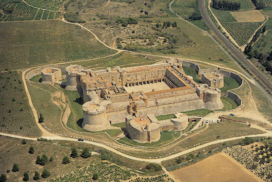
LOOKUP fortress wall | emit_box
[126,122,148,142]
[26,68,43,80]
[229,73,243,85]
[107,99,205,124]
[182,61,200,74]
[149,127,161,142]
[42,73,55,82]
[166,69,186,87]
[226,91,242,106]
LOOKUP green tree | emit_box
[81,148,90,158]
[39,114,44,123]
[12,163,19,172]
[172,22,177,27]
[36,156,41,165]
[41,170,50,178]
[33,171,40,181]
[40,154,48,165]
[49,156,53,162]
[62,156,70,164]
[22,139,26,145]
[71,147,78,158]
[92,173,99,180]
[23,172,29,181]
[29,146,34,154]
[0,174,7,182]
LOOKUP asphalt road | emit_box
[199,0,272,92]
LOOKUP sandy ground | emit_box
[231,10,265,22]
[124,82,170,93]
[170,152,263,182]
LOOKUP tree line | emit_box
[212,0,241,11]
[244,26,272,74]
[251,0,266,9]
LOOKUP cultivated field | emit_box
[25,0,64,11]
[0,0,61,21]
[170,152,262,182]
[231,10,266,22]
[212,9,263,45]
[259,0,272,7]
[0,71,41,137]
[0,20,116,71]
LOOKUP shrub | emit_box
[29,146,34,154]
[33,171,40,181]
[81,148,90,158]
[23,172,29,181]
[146,163,162,171]
[41,170,50,178]
[49,157,53,162]
[39,114,44,123]
[12,163,19,172]
[92,173,99,180]
[70,147,78,158]
[22,139,26,145]
[0,174,7,182]
[62,156,70,164]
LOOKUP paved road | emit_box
[199,0,272,93]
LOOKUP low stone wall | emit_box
[226,91,242,106]
[26,67,43,80]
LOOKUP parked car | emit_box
[78,138,84,142]
[230,113,235,116]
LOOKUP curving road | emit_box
[199,0,272,93]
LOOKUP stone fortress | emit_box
[33,59,245,143]
[62,60,224,136]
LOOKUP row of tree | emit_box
[212,0,241,11]
[116,17,138,27]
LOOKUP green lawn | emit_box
[30,75,42,82]
[112,122,126,128]
[156,114,175,121]
[219,96,238,111]
[220,77,240,94]
[184,109,213,116]
[182,66,201,83]
[118,131,181,147]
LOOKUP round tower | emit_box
[171,113,188,131]
[65,65,83,91]
[41,67,62,84]
[201,73,224,88]
[203,88,224,110]
[81,101,110,131]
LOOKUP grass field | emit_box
[178,121,262,149]
[118,131,181,147]
[170,152,261,182]
[72,52,161,69]
[252,26,272,57]
[212,9,263,46]
[0,20,116,71]
[0,136,98,181]
[220,77,240,94]
[0,71,41,137]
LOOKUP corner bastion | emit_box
[201,73,224,88]
[126,115,161,143]
[196,84,224,110]
[41,67,62,84]
[170,113,189,131]
[65,65,83,91]
[81,101,111,132]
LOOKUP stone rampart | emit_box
[182,61,200,74]
[226,91,242,106]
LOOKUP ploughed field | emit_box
[170,152,262,182]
